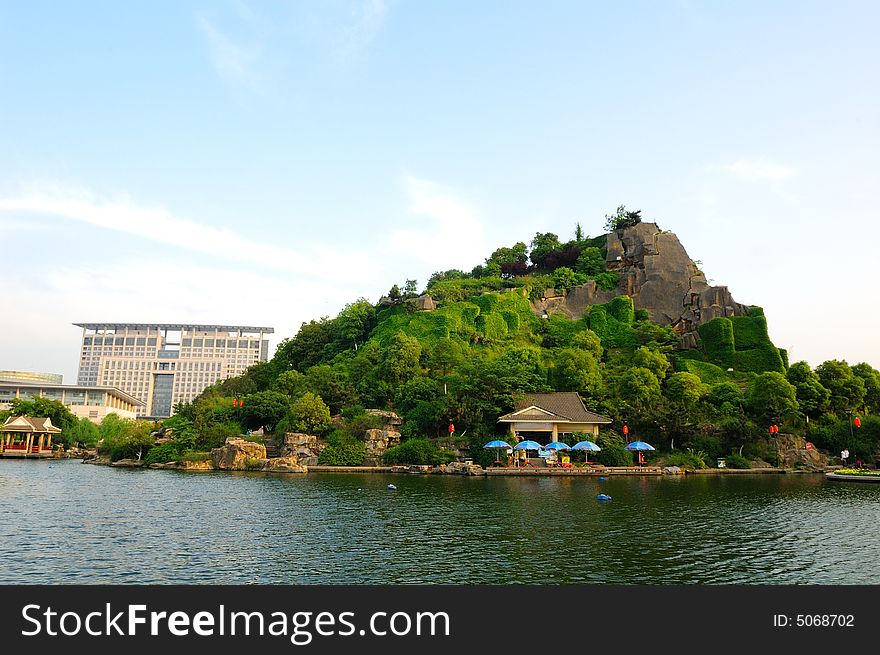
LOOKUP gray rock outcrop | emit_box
[211,438,267,470]
[281,433,324,466]
[775,434,831,471]
[364,429,401,465]
[416,294,436,311]
[364,409,403,427]
[261,456,307,473]
[532,222,747,348]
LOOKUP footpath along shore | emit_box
[286,464,825,477]
[76,454,832,477]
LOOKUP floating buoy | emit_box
[596,494,611,501]
[387,484,397,491]
[598,476,606,481]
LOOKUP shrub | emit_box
[597,444,634,466]
[595,430,634,466]
[741,438,776,463]
[144,441,183,465]
[346,412,385,438]
[682,435,724,461]
[472,294,500,314]
[475,313,509,341]
[729,315,768,350]
[180,451,211,462]
[594,272,619,291]
[318,442,367,466]
[663,449,708,469]
[198,422,242,450]
[734,346,785,374]
[698,318,735,369]
[724,452,750,469]
[608,296,634,324]
[383,439,454,465]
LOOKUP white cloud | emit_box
[2,258,356,381]
[723,159,794,182]
[392,175,487,272]
[0,217,46,234]
[0,182,375,284]
[196,14,262,83]
[337,0,388,59]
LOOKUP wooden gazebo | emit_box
[0,416,61,458]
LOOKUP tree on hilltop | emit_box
[604,205,643,231]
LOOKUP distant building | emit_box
[0,382,144,423]
[0,370,63,385]
[73,323,274,418]
[498,392,612,441]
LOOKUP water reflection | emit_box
[1,460,878,584]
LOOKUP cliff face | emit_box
[532,222,746,348]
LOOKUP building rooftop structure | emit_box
[0,381,145,423]
[0,370,63,385]
[498,392,612,425]
[74,323,274,333]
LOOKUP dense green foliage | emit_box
[131,215,879,469]
[318,442,367,466]
[383,439,455,465]
[96,414,155,461]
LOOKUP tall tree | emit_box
[746,372,799,424]
[380,331,422,387]
[816,360,866,415]
[786,361,829,418]
[851,363,880,414]
[529,232,563,269]
[336,298,376,350]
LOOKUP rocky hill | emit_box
[532,222,746,350]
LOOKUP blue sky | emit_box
[1,0,878,381]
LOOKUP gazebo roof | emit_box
[2,415,62,433]
[498,392,611,424]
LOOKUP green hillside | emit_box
[23,212,874,469]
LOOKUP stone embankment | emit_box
[211,438,307,473]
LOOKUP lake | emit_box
[1,459,878,584]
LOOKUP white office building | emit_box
[74,323,274,418]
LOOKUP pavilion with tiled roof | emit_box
[498,392,611,441]
[1,415,61,458]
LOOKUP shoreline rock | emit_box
[149,460,214,471]
[211,438,267,470]
[111,458,145,468]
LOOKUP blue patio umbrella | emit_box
[483,440,512,449]
[483,440,512,465]
[572,440,601,463]
[543,441,571,450]
[513,439,542,467]
[513,440,543,450]
[624,441,655,451]
[625,440,655,466]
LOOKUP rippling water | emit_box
[1,460,878,584]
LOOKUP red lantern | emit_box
[854,417,861,428]
[623,425,629,436]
